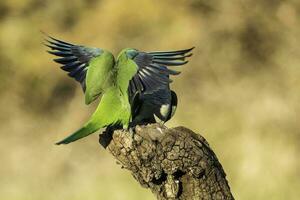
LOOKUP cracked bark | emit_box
[99,124,234,200]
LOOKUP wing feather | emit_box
[45,35,103,92]
[129,47,194,96]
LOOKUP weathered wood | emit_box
[99,124,234,200]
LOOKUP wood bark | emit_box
[99,124,234,200]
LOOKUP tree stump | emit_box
[99,124,234,200]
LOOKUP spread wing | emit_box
[45,35,103,92]
[129,47,194,96]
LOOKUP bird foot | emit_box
[156,127,163,134]
[129,127,135,140]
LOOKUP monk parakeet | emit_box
[130,49,194,125]
[45,36,193,144]
[130,85,178,125]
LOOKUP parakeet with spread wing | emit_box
[129,51,193,126]
[45,35,193,145]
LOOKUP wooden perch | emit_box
[99,124,234,200]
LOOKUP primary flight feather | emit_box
[129,48,194,125]
[45,35,193,144]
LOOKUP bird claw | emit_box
[156,127,163,134]
[129,127,135,139]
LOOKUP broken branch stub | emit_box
[99,124,234,200]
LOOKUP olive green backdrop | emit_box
[0,0,299,199]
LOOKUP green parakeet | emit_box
[46,36,193,145]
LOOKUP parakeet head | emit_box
[125,49,139,59]
[117,48,138,61]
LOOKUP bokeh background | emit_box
[0,0,299,199]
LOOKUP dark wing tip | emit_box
[190,46,195,50]
[185,53,193,58]
[55,141,63,145]
[180,46,195,54]
[148,47,195,57]
[55,139,68,145]
[40,30,50,39]
[182,46,195,54]
[43,32,74,50]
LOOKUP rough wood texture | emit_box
[99,124,234,200]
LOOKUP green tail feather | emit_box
[56,124,99,145]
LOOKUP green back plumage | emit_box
[116,49,138,94]
[85,51,115,104]
[55,52,137,145]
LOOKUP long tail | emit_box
[56,123,101,145]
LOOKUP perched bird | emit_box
[130,84,178,125]
[130,52,193,126]
[45,36,193,144]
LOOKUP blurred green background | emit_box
[0,0,299,199]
